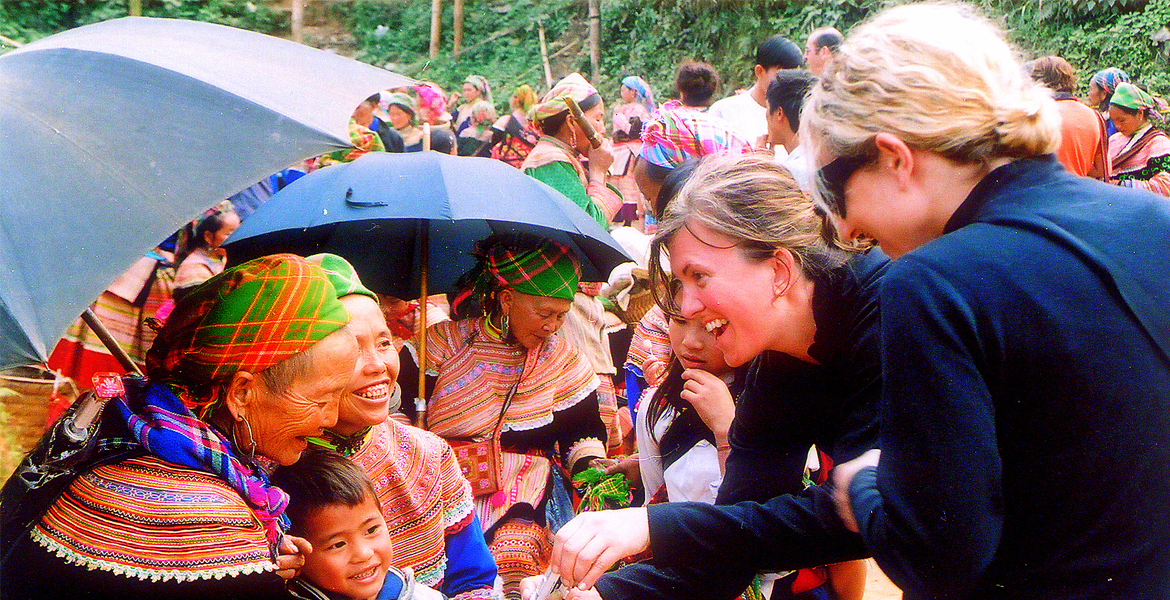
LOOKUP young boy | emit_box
[270,449,448,600]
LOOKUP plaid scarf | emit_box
[572,466,632,512]
[308,253,377,302]
[464,75,494,104]
[146,254,349,420]
[113,377,290,555]
[455,237,581,311]
[640,108,753,168]
[532,72,600,122]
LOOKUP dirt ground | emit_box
[863,559,902,600]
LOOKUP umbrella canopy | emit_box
[0,17,414,371]
[224,151,632,300]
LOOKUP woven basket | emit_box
[0,367,80,456]
[611,268,661,324]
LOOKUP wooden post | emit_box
[415,226,429,428]
[453,0,464,57]
[290,0,304,44]
[129,0,141,16]
[588,0,600,81]
[538,21,553,89]
[429,0,443,58]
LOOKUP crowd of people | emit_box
[2,3,1169,600]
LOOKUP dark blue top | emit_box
[849,155,1170,599]
[594,249,887,600]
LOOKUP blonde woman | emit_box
[524,155,883,600]
[540,4,1170,600]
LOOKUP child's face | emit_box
[667,313,731,375]
[300,494,393,600]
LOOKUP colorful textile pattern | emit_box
[572,467,632,512]
[415,82,451,126]
[488,519,551,600]
[32,454,275,581]
[307,253,377,301]
[624,307,671,383]
[621,76,655,113]
[640,108,753,168]
[1091,67,1130,101]
[384,92,418,118]
[315,120,386,168]
[464,75,493,103]
[348,421,484,591]
[422,317,601,529]
[1111,82,1160,115]
[512,85,537,113]
[145,253,348,419]
[457,236,581,304]
[111,379,290,550]
[531,72,600,123]
[455,98,498,142]
[173,247,226,290]
[1110,125,1170,197]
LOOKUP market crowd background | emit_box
[2,0,1168,107]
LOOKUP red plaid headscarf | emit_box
[453,236,581,312]
[146,254,349,419]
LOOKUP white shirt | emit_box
[707,91,767,144]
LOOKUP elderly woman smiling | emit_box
[1,254,358,600]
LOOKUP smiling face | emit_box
[387,105,413,130]
[336,295,399,436]
[247,331,358,465]
[300,494,393,600]
[667,222,783,368]
[500,289,572,351]
[667,313,731,376]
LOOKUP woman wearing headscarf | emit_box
[410,234,608,600]
[609,76,656,227]
[306,254,500,600]
[521,72,622,230]
[491,84,540,168]
[416,82,453,128]
[173,200,241,297]
[382,92,426,152]
[2,254,359,599]
[453,75,499,156]
[1107,82,1170,196]
[316,94,388,167]
[1087,67,1130,136]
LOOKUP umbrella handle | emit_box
[81,309,144,376]
[415,228,429,429]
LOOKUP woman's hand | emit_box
[679,369,736,442]
[550,508,650,590]
[587,138,616,178]
[275,534,312,580]
[605,453,641,490]
[521,576,604,600]
[587,456,618,471]
[830,448,881,532]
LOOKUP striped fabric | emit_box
[349,420,476,588]
[640,108,753,169]
[624,307,671,381]
[422,317,601,530]
[32,455,274,582]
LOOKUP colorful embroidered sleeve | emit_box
[1125,154,1170,197]
[524,161,610,229]
[423,319,467,377]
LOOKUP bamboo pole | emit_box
[453,0,465,57]
[415,226,429,428]
[129,0,142,16]
[588,0,600,81]
[291,0,304,44]
[538,21,554,89]
[429,0,442,58]
[81,309,143,376]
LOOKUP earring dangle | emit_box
[501,312,510,340]
[240,416,256,462]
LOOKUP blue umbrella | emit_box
[0,17,414,371]
[224,151,632,300]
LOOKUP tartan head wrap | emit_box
[464,75,493,104]
[531,72,600,123]
[1091,68,1130,97]
[1110,82,1158,112]
[383,91,417,117]
[455,236,581,310]
[640,109,753,168]
[307,253,377,302]
[146,253,349,419]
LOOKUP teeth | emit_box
[354,383,389,399]
[704,319,727,333]
[350,566,378,580]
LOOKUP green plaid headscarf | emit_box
[307,253,377,302]
[146,253,349,419]
[1111,82,1157,112]
[383,92,418,126]
[455,236,581,309]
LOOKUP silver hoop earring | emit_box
[240,416,256,462]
